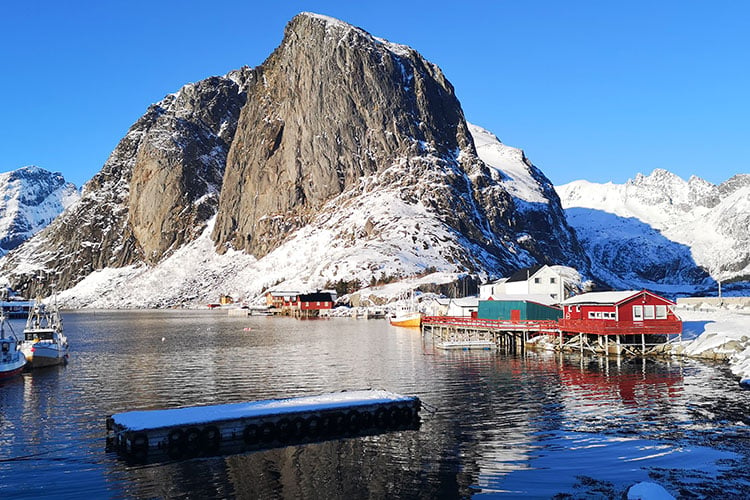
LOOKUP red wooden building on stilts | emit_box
[558,290,682,354]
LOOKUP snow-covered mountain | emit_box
[0,13,590,307]
[0,166,79,255]
[556,169,750,295]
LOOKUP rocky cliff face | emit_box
[0,72,250,296]
[212,13,476,257]
[211,13,587,275]
[0,13,591,305]
[0,166,79,255]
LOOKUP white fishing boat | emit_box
[389,290,422,328]
[21,297,68,368]
[0,308,26,379]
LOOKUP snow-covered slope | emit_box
[556,169,749,294]
[0,166,79,255]
[469,124,549,204]
[55,123,588,309]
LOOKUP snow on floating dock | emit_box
[107,390,421,462]
[111,390,415,430]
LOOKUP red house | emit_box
[558,290,682,335]
[294,292,335,312]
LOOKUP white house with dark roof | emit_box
[480,265,567,302]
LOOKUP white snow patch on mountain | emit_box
[468,123,548,204]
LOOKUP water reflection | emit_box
[2,311,750,498]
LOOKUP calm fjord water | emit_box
[1,310,749,498]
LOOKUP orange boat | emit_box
[389,310,422,328]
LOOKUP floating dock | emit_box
[107,390,420,461]
[436,340,495,350]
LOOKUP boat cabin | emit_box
[25,328,56,342]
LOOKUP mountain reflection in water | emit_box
[1,310,749,499]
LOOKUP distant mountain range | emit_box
[0,166,79,256]
[0,13,746,306]
[556,170,749,295]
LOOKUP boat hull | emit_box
[390,313,422,328]
[21,343,68,368]
[0,353,26,379]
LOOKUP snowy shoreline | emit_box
[672,305,750,384]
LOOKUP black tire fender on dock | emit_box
[276,418,292,442]
[259,421,276,443]
[167,428,184,449]
[319,413,336,435]
[185,427,202,452]
[201,426,221,452]
[306,416,321,437]
[359,410,373,430]
[331,412,346,433]
[346,410,361,433]
[374,407,393,428]
[131,433,149,453]
[291,417,308,439]
[395,406,411,426]
[243,424,260,445]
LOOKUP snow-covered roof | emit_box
[429,298,451,305]
[561,291,640,305]
[484,294,560,307]
[449,297,479,308]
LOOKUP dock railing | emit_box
[422,316,559,333]
[557,318,683,336]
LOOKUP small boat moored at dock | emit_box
[390,290,422,328]
[0,309,26,380]
[107,389,421,462]
[20,297,68,368]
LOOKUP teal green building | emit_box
[478,298,562,321]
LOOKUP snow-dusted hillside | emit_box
[0,166,79,255]
[556,169,749,294]
[55,124,583,308]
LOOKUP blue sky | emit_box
[1,1,748,188]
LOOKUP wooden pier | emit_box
[422,316,558,353]
[421,316,682,356]
[107,390,421,462]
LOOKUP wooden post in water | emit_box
[641,333,646,355]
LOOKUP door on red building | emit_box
[510,310,521,321]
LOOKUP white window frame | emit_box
[656,305,667,319]
[644,305,655,320]
[633,305,643,321]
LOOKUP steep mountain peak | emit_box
[0,13,591,305]
[212,11,477,258]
